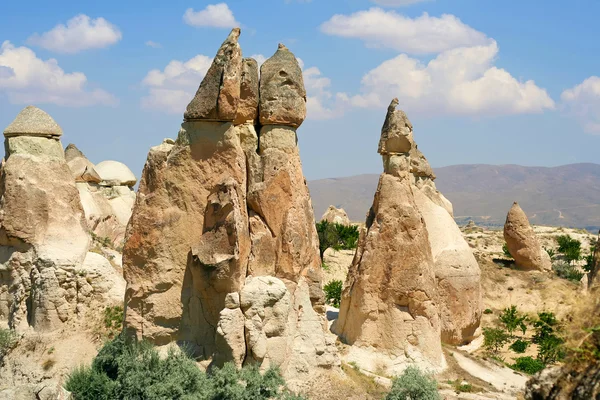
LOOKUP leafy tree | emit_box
[324,280,343,308]
[556,235,582,264]
[334,224,360,250]
[483,328,510,355]
[386,366,440,400]
[532,312,565,364]
[316,221,339,260]
[499,305,527,337]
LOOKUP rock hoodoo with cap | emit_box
[0,106,125,332]
[122,28,337,383]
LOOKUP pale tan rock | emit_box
[504,202,552,271]
[65,144,101,183]
[414,189,481,345]
[95,160,137,187]
[320,205,351,226]
[259,44,306,127]
[3,106,62,138]
[332,172,444,374]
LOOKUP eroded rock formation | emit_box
[504,202,552,271]
[331,99,481,372]
[123,29,337,381]
[0,106,125,332]
[321,205,351,226]
[67,144,137,247]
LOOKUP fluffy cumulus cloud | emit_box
[561,77,600,134]
[141,55,213,114]
[27,14,122,54]
[0,41,117,106]
[371,0,430,6]
[183,3,240,28]
[346,41,554,115]
[320,8,490,54]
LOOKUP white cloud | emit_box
[561,76,600,134]
[145,40,162,48]
[371,0,429,6]
[183,3,240,28]
[250,54,267,67]
[347,41,554,116]
[27,14,121,54]
[141,54,213,113]
[0,41,117,106]
[320,8,490,54]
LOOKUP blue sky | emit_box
[0,0,599,181]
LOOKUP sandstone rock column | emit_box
[0,106,90,331]
[332,100,444,374]
[378,100,482,345]
[123,29,249,357]
[321,206,351,226]
[504,202,552,271]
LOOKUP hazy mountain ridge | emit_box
[308,163,600,231]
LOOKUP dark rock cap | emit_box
[4,106,63,138]
[259,43,306,128]
[184,28,243,122]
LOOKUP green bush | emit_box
[556,235,582,264]
[324,280,343,308]
[66,335,304,400]
[335,224,359,250]
[584,246,596,273]
[483,309,493,315]
[509,339,529,354]
[0,328,18,358]
[553,261,584,283]
[499,305,527,336]
[483,328,510,355]
[532,312,565,364]
[544,247,556,261]
[510,356,545,375]
[386,366,440,400]
[316,221,339,259]
[502,243,512,259]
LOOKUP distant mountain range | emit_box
[308,163,600,231]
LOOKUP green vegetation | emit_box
[509,339,529,354]
[556,235,582,264]
[544,247,556,261]
[482,328,510,355]
[104,306,124,331]
[316,221,360,260]
[532,312,565,364]
[323,280,343,308]
[583,244,597,273]
[499,305,527,337]
[510,356,545,374]
[386,366,440,400]
[483,308,493,315]
[502,243,512,259]
[0,328,18,359]
[66,335,305,400]
[552,261,584,283]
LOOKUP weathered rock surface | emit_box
[123,30,336,382]
[320,205,351,226]
[95,160,137,187]
[0,106,125,333]
[184,28,242,121]
[66,145,136,247]
[234,58,259,125]
[259,44,306,127]
[504,202,552,271]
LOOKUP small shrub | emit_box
[533,312,565,364]
[386,366,440,400]
[103,306,124,338]
[321,262,330,271]
[584,246,596,273]
[483,308,493,315]
[510,339,529,354]
[502,243,512,259]
[483,327,510,355]
[556,235,582,264]
[553,261,584,283]
[455,382,473,393]
[499,305,527,336]
[544,247,556,260]
[324,280,343,308]
[510,356,545,375]
[0,328,18,357]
